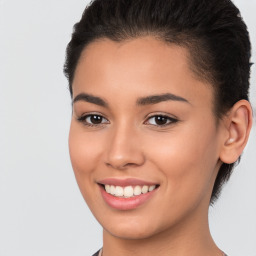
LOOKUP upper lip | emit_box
[97,178,159,187]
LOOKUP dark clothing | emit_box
[92,249,228,255]
[92,250,100,256]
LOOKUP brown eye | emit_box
[146,115,178,126]
[77,114,109,126]
[88,115,103,124]
[154,116,168,125]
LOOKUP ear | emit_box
[219,100,253,164]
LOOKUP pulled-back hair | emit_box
[64,0,252,204]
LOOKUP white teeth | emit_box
[133,185,142,195]
[124,186,133,197]
[115,186,124,197]
[105,184,110,193]
[104,184,157,197]
[149,185,156,192]
[141,185,149,194]
[110,185,115,195]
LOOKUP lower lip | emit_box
[99,185,158,210]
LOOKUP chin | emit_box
[100,215,167,240]
[105,226,157,240]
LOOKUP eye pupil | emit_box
[155,116,168,125]
[91,115,102,124]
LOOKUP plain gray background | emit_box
[0,0,255,255]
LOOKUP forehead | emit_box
[73,36,214,110]
[76,36,190,84]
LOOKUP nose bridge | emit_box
[105,119,145,170]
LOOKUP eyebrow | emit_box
[136,93,190,105]
[72,92,190,107]
[72,93,109,108]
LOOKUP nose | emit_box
[104,124,145,170]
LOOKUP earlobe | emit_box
[220,100,253,164]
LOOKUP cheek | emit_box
[145,121,219,202]
[68,121,103,188]
[68,121,108,212]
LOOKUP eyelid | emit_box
[144,113,178,126]
[76,112,110,126]
[76,111,108,119]
[145,112,178,120]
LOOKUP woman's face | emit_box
[69,36,223,239]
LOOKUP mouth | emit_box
[99,184,160,198]
[97,178,160,210]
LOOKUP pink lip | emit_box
[98,184,159,211]
[98,178,158,187]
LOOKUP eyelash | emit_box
[77,113,109,127]
[145,114,178,127]
[77,113,178,128]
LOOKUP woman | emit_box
[64,0,253,255]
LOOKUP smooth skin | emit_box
[69,36,252,256]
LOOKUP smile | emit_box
[97,178,160,210]
[104,184,158,198]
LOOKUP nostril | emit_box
[105,161,128,170]
[105,161,143,171]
